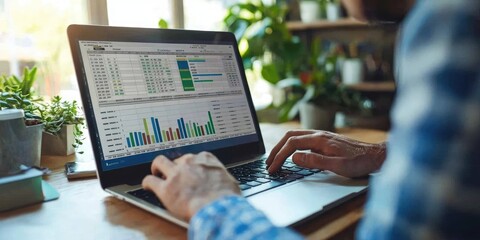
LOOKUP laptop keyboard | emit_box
[127,158,321,207]
[128,188,165,208]
[228,158,321,197]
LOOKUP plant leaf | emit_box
[158,19,169,28]
[260,63,281,84]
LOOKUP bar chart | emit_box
[177,58,195,91]
[189,57,225,86]
[96,96,256,160]
[125,111,216,148]
[176,56,232,92]
[82,41,259,169]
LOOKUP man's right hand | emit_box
[142,152,240,221]
[266,130,386,178]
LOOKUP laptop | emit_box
[67,24,368,228]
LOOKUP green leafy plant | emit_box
[0,92,42,125]
[0,67,43,126]
[224,1,369,122]
[274,38,333,120]
[224,0,305,84]
[39,96,85,149]
[0,66,39,98]
[276,39,369,121]
[1,67,85,152]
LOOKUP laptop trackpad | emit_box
[246,171,368,227]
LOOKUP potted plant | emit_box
[1,67,44,171]
[39,96,84,156]
[224,1,368,127]
[0,78,43,171]
[1,66,85,156]
[275,39,346,130]
[341,42,365,85]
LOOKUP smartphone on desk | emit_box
[65,161,97,180]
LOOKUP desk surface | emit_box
[0,123,387,240]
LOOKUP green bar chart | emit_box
[125,111,216,148]
[176,58,195,91]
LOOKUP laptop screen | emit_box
[78,40,259,171]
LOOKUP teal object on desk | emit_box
[0,168,59,212]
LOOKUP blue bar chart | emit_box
[125,111,216,148]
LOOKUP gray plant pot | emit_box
[299,102,336,131]
[0,110,43,175]
[41,124,75,156]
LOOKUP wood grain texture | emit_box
[0,122,387,240]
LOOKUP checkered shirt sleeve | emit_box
[189,195,303,240]
[358,0,480,239]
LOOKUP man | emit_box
[142,0,480,239]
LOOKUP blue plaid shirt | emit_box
[358,0,480,239]
[189,195,302,240]
[189,1,480,239]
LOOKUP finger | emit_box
[266,130,316,166]
[267,134,329,173]
[151,155,175,177]
[142,175,166,197]
[292,152,343,172]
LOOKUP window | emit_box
[183,0,236,30]
[0,0,269,106]
[107,0,172,28]
[106,0,271,108]
[107,0,236,31]
[0,0,88,98]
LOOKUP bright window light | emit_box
[0,0,88,97]
[107,0,172,28]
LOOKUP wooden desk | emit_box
[0,123,387,240]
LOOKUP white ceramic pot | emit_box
[299,102,336,131]
[326,2,342,21]
[300,1,320,23]
[342,58,364,85]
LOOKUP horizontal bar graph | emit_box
[193,80,214,83]
[125,111,216,148]
[177,58,195,91]
[192,73,222,77]
[188,58,206,62]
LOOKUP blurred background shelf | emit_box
[284,11,399,130]
[287,18,367,31]
[345,81,396,92]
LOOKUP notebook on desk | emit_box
[67,24,368,228]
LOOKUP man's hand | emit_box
[142,152,241,221]
[266,130,386,178]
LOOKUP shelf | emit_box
[287,18,367,31]
[345,81,396,92]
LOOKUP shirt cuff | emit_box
[188,195,303,240]
[189,195,246,234]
